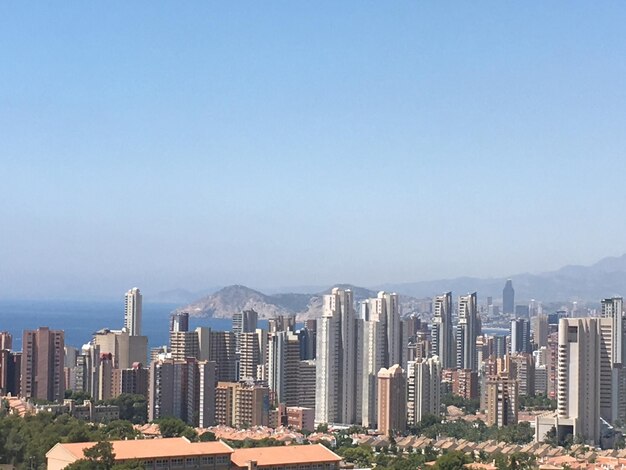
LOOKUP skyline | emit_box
[3,3,626,299]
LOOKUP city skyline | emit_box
[3,3,626,300]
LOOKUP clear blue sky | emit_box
[2,2,626,299]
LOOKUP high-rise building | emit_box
[232,310,258,351]
[215,381,269,428]
[601,297,626,422]
[170,312,190,333]
[170,330,199,362]
[531,314,549,348]
[268,315,296,334]
[112,362,149,398]
[377,364,406,435]
[511,318,531,354]
[0,350,21,396]
[93,329,148,369]
[124,287,142,336]
[298,326,316,360]
[21,327,65,402]
[148,358,216,427]
[239,332,262,381]
[407,356,441,426]
[456,292,480,371]
[0,332,12,351]
[536,318,613,446]
[486,373,518,427]
[97,353,114,401]
[503,280,515,315]
[509,353,535,397]
[452,369,479,400]
[298,360,316,410]
[359,296,389,428]
[315,288,358,425]
[208,331,237,382]
[267,331,300,406]
[432,292,454,369]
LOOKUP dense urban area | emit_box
[0,281,625,469]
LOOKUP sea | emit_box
[0,300,264,350]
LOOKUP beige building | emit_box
[215,381,269,428]
[377,364,406,435]
[486,373,518,427]
[21,327,65,402]
[46,437,232,470]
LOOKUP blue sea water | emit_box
[0,300,243,350]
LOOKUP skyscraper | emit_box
[531,314,549,348]
[432,292,454,369]
[456,292,480,371]
[124,287,142,336]
[407,356,441,426]
[232,309,258,351]
[315,288,358,425]
[503,279,515,315]
[601,297,626,421]
[21,327,65,402]
[267,331,300,406]
[170,312,190,333]
[536,317,619,446]
[511,318,531,354]
[360,297,388,428]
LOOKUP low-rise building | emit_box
[46,437,233,470]
[230,444,341,470]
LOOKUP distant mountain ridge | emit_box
[376,253,626,301]
[172,254,626,319]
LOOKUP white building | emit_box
[124,287,142,336]
[407,356,441,426]
[432,292,454,369]
[315,288,358,425]
[456,292,479,371]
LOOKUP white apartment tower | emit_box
[124,287,142,336]
[432,292,454,369]
[601,297,625,422]
[359,291,401,428]
[315,288,358,425]
[456,292,479,371]
[536,317,613,446]
[407,356,441,426]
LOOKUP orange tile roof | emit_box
[49,437,233,461]
[230,444,341,468]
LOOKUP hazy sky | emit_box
[2,2,626,300]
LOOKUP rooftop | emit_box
[47,437,233,461]
[230,444,341,468]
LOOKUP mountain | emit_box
[173,254,626,319]
[173,284,429,320]
[377,254,626,302]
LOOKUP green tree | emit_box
[199,431,216,442]
[101,394,147,424]
[155,417,194,439]
[67,441,116,470]
[433,450,471,470]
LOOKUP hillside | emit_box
[173,284,428,320]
